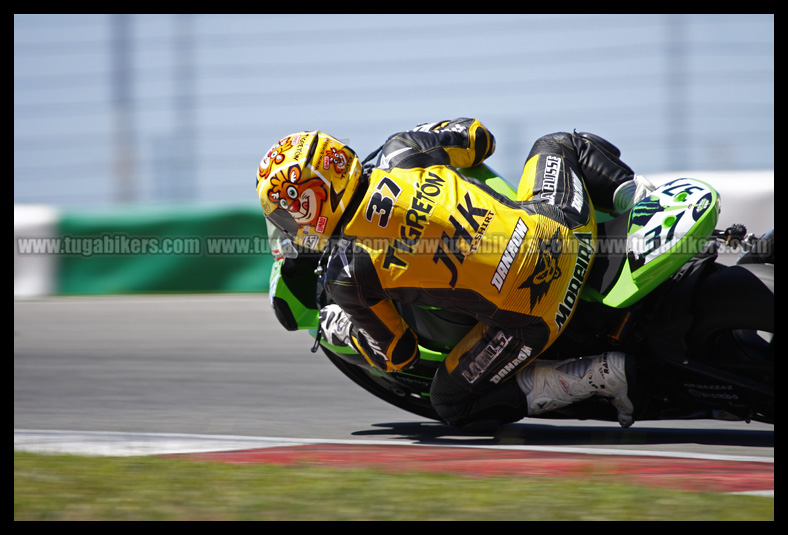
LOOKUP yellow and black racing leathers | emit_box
[324,118,636,425]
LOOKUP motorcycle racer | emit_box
[256,119,652,428]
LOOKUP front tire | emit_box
[321,347,442,421]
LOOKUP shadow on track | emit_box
[351,420,775,450]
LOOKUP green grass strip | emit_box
[15,452,773,521]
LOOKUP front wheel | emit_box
[321,347,442,421]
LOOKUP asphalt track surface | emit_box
[14,295,773,495]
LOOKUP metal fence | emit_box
[14,14,774,208]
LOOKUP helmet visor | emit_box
[266,207,300,239]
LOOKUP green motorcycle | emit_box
[267,165,774,426]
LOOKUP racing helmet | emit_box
[256,131,363,252]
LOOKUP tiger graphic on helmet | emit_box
[258,135,298,185]
[266,163,328,231]
[256,130,364,253]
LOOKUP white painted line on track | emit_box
[14,428,774,464]
[731,490,775,498]
[14,429,774,498]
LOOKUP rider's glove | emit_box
[319,304,353,347]
[612,174,655,215]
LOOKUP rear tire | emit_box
[688,263,773,357]
[686,263,773,422]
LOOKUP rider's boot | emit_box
[516,351,635,427]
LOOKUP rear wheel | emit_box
[688,264,773,358]
[686,263,774,422]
